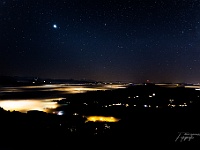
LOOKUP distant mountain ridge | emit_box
[0,76,99,85]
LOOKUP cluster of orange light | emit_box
[85,116,120,122]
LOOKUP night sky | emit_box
[1,0,200,83]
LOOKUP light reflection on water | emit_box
[0,84,128,113]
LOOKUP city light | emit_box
[58,111,64,115]
[0,99,59,113]
[85,116,120,122]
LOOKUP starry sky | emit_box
[1,0,200,83]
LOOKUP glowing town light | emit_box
[85,116,120,123]
[58,111,64,115]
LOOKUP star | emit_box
[53,24,57,29]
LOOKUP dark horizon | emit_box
[1,0,200,83]
[0,75,198,84]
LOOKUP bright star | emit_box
[53,24,57,29]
